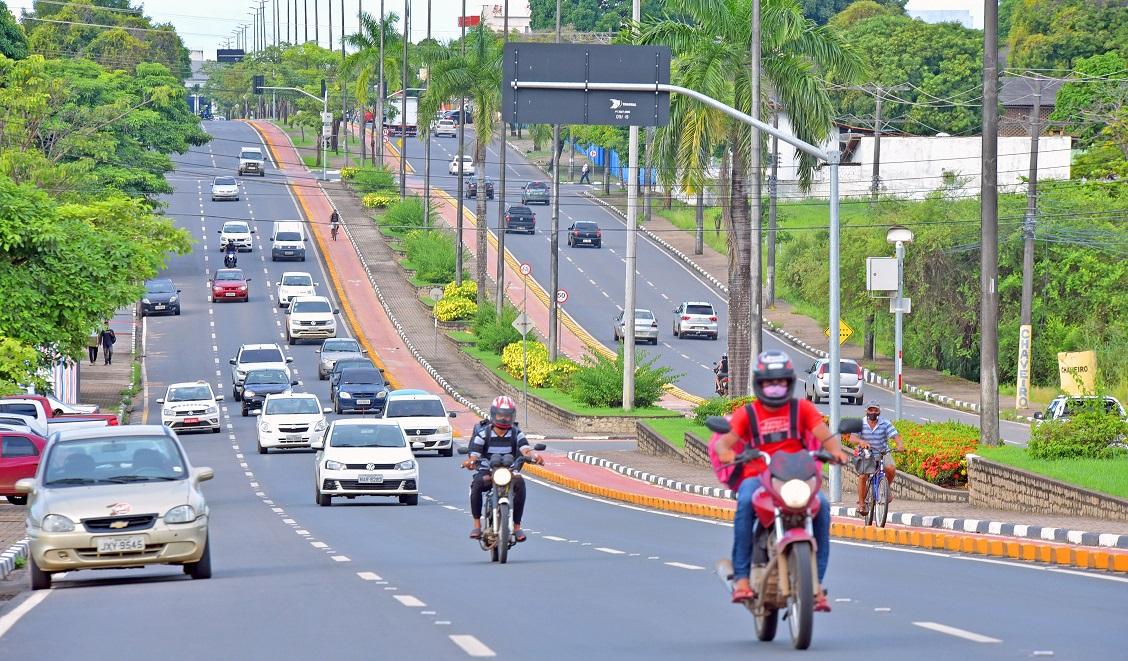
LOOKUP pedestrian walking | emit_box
[579,162,592,184]
[99,321,117,365]
[87,329,100,365]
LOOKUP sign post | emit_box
[555,288,568,349]
[1016,325,1032,409]
[513,263,533,428]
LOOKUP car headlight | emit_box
[162,408,175,417]
[778,479,813,509]
[259,421,271,432]
[205,406,218,415]
[437,425,451,435]
[243,390,256,399]
[493,467,513,487]
[377,391,387,398]
[142,298,151,304]
[313,419,328,432]
[395,459,416,471]
[42,514,76,533]
[325,459,346,471]
[338,391,352,399]
[164,505,197,524]
[169,296,178,302]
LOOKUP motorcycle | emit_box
[706,415,861,650]
[714,369,729,397]
[457,442,546,564]
[223,251,238,268]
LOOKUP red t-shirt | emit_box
[729,399,825,478]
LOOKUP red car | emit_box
[1,431,45,505]
[210,268,251,302]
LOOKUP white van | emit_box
[271,221,306,261]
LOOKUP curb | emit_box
[0,539,29,580]
[525,462,1128,573]
[568,450,734,499]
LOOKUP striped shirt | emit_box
[468,423,529,474]
[858,417,898,454]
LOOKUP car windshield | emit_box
[686,304,714,315]
[245,369,288,385]
[276,231,301,241]
[214,177,237,186]
[43,436,187,486]
[241,149,262,158]
[341,369,384,385]
[334,360,374,373]
[146,281,175,293]
[323,339,361,353]
[634,309,654,320]
[240,348,284,364]
[265,397,321,415]
[1062,399,1122,417]
[223,223,249,233]
[330,425,405,448]
[167,385,212,402]
[527,182,547,190]
[215,269,245,281]
[282,274,312,286]
[575,222,598,231]
[385,399,446,418]
[509,206,532,215]
[292,299,332,313]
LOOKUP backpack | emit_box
[707,399,801,491]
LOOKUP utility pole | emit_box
[340,0,348,166]
[871,91,883,200]
[377,0,385,168]
[1017,77,1042,411]
[766,101,779,307]
[454,0,466,286]
[622,0,641,409]
[547,0,562,358]
[495,0,512,316]
[980,0,1001,446]
[360,1,367,166]
[423,0,432,228]
[329,0,334,50]
[399,0,409,198]
[304,0,308,42]
[749,0,763,381]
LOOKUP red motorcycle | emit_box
[707,415,860,650]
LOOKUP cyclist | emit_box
[715,350,850,611]
[853,401,904,516]
[329,208,340,240]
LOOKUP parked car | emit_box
[141,278,181,317]
[1,431,46,505]
[380,389,457,457]
[614,309,659,345]
[803,358,864,405]
[332,367,391,414]
[275,271,318,308]
[285,295,339,344]
[671,301,719,340]
[467,176,494,199]
[433,118,458,137]
[0,396,119,438]
[158,381,223,433]
[239,368,298,417]
[444,109,472,125]
[16,425,215,590]
[312,419,420,506]
[209,268,251,303]
[218,220,254,252]
[210,176,239,201]
[521,180,550,205]
[229,343,293,401]
[255,393,330,454]
[448,155,475,176]
[503,205,536,234]
[328,357,378,396]
[1034,396,1128,423]
[567,221,602,248]
[317,338,368,380]
[37,394,99,416]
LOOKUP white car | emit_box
[380,389,457,457]
[254,393,330,454]
[434,119,457,137]
[285,295,339,344]
[448,155,474,176]
[276,271,318,307]
[229,343,294,401]
[157,381,223,433]
[211,176,240,201]
[313,419,421,506]
[218,220,254,251]
[40,393,99,415]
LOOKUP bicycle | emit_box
[855,448,902,528]
[330,223,339,241]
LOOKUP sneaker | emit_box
[814,589,831,613]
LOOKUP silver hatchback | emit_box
[672,301,719,340]
[317,337,368,380]
[804,358,864,405]
[614,308,659,345]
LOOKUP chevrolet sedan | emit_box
[210,176,240,201]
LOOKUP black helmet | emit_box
[752,350,796,407]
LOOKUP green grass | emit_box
[977,445,1128,500]
[420,294,436,307]
[460,343,681,419]
[643,416,708,449]
[302,154,320,168]
[654,206,729,255]
[446,330,477,344]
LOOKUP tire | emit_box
[334,401,342,414]
[6,495,27,506]
[786,542,815,650]
[233,387,241,402]
[651,338,659,346]
[212,425,221,434]
[29,556,51,590]
[755,606,779,642]
[672,327,679,338]
[318,371,327,381]
[257,440,267,455]
[316,488,332,506]
[875,473,891,528]
[241,406,248,417]
[174,308,181,316]
[287,333,295,346]
[140,309,147,318]
[440,447,453,457]
[399,494,419,506]
[186,537,212,580]
[496,503,510,564]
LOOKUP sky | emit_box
[8,0,506,59]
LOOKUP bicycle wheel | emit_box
[864,475,877,526]
[875,473,891,528]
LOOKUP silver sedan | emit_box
[317,337,368,380]
[614,309,659,345]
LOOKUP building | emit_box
[478,2,531,34]
[905,0,981,29]
[999,75,1064,137]
[184,50,210,115]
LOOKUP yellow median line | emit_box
[382,135,416,175]
[524,462,1128,574]
[250,121,402,391]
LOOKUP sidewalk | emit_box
[79,307,137,415]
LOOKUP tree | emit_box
[345,10,405,165]
[0,1,27,60]
[828,0,902,29]
[529,0,663,32]
[419,22,503,304]
[1051,52,1128,144]
[0,336,40,395]
[1006,0,1128,72]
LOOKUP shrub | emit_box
[693,396,756,425]
[340,166,359,180]
[381,196,426,235]
[434,296,477,321]
[549,358,579,391]
[362,192,398,208]
[473,304,523,355]
[888,420,979,488]
[403,230,455,283]
[571,349,682,409]
[1028,412,1128,460]
[501,341,552,387]
[444,280,477,302]
[350,166,396,194]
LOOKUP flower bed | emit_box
[892,420,979,488]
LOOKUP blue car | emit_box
[332,367,391,414]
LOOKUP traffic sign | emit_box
[824,319,854,346]
[519,262,532,276]
[320,111,333,124]
[588,149,597,159]
[556,288,569,305]
[511,312,535,337]
[383,127,391,136]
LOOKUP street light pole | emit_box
[886,226,913,421]
[261,84,329,181]
[398,0,408,198]
[622,0,641,409]
[547,0,561,360]
[423,0,432,228]
[454,0,466,286]
[495,0,511,316]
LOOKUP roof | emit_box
[387,389,439,399]
[999,76,1063,108]
[52,424,172,442]
[240,343,283,350]
[168,381,211,389]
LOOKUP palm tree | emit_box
[418,21,502,304]
[345,10,403,166]
[636,0,862,395]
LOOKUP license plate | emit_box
[283,251,294,255]
[582,239,591,243]
[96,535,145,553]
[225,292,236,297]
[358,474,384,484]
[357,399,371,405]
[285,433,302,442]
[184,417,199,424]
[154,304,165,310]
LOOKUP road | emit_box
[0,120,1119,658]
[394,132,1032,443]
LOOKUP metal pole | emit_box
[304,0,309,42]
[894,239,904,420]
[622,0,640,410]
[329,0,333,50]
[568,127,574,181]
[454,0,466,285]
[399,0,408,198]
[1017,79,1040,411]
[749,0,763,372]
[980,0,1001,446]
[871,89,883,200]
[766,103,778,307]
[828,154,842,502]
[495,0,511,316]
[377,0,385,168]
[548,0,561,359]
[423,0,432,228]
[341,0,348,166]
[323,92,329,181]
[315,0,319,45]
[523,274,529,429]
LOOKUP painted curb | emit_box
[0,539,29,580]
[568,450,735,500]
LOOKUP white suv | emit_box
[380,389,457,457]
[448,155,474,176]
[229,343,293,401]
[434,119,457,137]
[158,381,223,433]
[275,271,318,308]
[255,393,330,454]
[285,296,339,344]
[672,301,719,340]
[218,221,255,251]
[313,419,421,506]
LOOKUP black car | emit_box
[240,368,298,416]
[329,357,378,400]
[521,181,550,205]
[444,109,473,125]
[141,278,181,317]
[567,221,602,248]
[467,176,494,200]
[332,367,391,414]
[504,205,536,234]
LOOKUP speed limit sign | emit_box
[556,288,569,305]
[383,127,391,136]
[519,262,532,276]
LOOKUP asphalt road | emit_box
[0,121,1119,659]
[400,131,1032,444]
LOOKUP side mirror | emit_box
[1033,411,1044,420]
[250,229,256,233]
[276,282,281,286]
[315,348,322,353]
[412,442,425,450]
[291,380,299,386]
[216,230,221,234]
[14,478,35,494]
[176,289,182,293]
[334,309,340,315]
[705,416,731,434]
[457,446,469,455]
[229,358,237,365]
[533,443,547,451]
[285,357,294,363]
[362,349,369,354]
[194,467,215,482]
[215,394,224,401]
[448,411,457,418]
[284,308,291,314]
[378,368,385,372]
[315,283,321,287]
[323,407,333,414]
[156,398,165,404]
[246,278,252,282]
[838,418,864,435]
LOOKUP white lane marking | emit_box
[595,547,626,555]
[912,622,1001,644]
[442,505,460,510]
[331,555,351,562]
[435,620,452,625]
[874,607,892,613]
[311,541,328,549]
[357,572,383,581]
[449,634,497,657]
[0,591,51,640]
[543,535,567,541]
[664,562,705,570]
[282,518,296,524]
[394,595,427,607]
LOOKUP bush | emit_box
[404,230,455,283]
[550,358,579,391]
[693,396,757,425]
[502,340,551,387]
[473,304,523,355]
[381,196,426,235]
[434,296,477,321]
[1028,412,1128,460]
[350,166,396,194]
[444,280,477,302]
[362,192,398,208]
[889,420,979,488]
[340,166,359,180]
[571,349,682,409]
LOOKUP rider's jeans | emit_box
[732,478,831,584]
[470,473,527,524]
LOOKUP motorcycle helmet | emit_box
[489,395,517,430]
[752,350,796,407]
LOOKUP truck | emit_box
[384,89,422,137]
[238,146,265,176]
[0,395,119,437]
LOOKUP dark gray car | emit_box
[521,181,550,205]
[317,338,368,380]
[141,279,181,317]
[328,357,378,399]
[504,205,536,234]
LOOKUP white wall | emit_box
[905,0,982,29]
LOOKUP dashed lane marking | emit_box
[664,562,704,570]
[912,622,1001,644]
[394,595,427,607]
[357,572,383,581]
[449,635,496,658]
